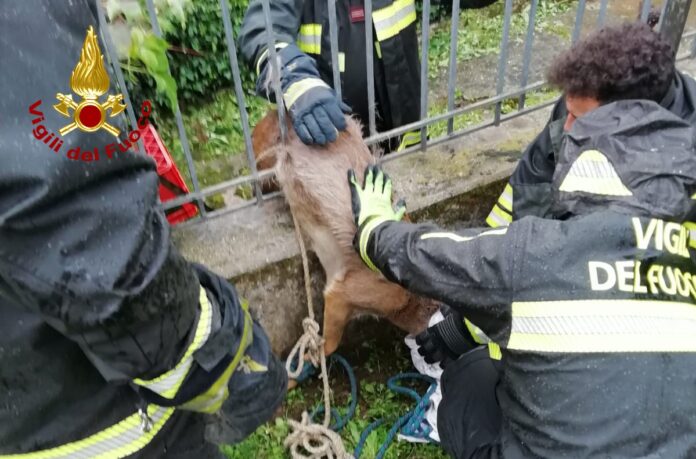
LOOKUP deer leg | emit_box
[322,280,354,356]
[337,267,434,335]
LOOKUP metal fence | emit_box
[97,0,695,227]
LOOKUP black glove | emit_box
[415,309,478,367]
[256,44,350,145]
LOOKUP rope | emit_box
[284,210,352,459]
[353,373,437,459]
[310,354,358,432]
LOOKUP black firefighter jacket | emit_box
[0,2,285,457]
[486,70,696,227]
[238,0,496,147]
[364,100,696,458]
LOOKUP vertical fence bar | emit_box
[597,0,609,27]
[419,0,431,149]
[145,0,206,217]
[328,0,342,101]
[571,0,587,44]
[494,0,513,124]
[518,0,538,110]
[446,0,461,135]
[660,0,693,55]
[364,0,377,139]
[219,0,262,204]
[640,0,652,22]
[95,1,141,153]
[260,0,288,142]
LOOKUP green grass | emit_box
[221,330,449,459]
[424,86,561,140]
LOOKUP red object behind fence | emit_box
[139,123,198,225]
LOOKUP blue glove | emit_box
[256,44,350,145]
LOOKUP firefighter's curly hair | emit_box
[547,22,674,103]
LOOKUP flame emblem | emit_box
[53,26,126,137]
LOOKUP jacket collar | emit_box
[550,100,696,221]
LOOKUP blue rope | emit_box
[353,373,437,459]
[291,354,438,459]
[310,354,358,432]
[286,354,318,384]
[289,353,358,432]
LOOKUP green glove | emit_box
[348,165,406,271]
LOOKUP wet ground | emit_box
[429,0,696,108]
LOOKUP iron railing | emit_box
[98,0,695,227]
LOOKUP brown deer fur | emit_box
[252,111,438,355]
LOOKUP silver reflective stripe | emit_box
[559,150,632,196]
[498,184,513,212]
[373,0,416,42]
[298,24,321,54]
[464,318,491,344]
[420,227,507,242]
[133,287,213,399]
[1,405,175,459]
[508,299,696,353]
[485,205,512,228]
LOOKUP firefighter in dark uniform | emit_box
[238,0,496,151]
[0,2,286,457]
[348,98,696,458]
[485,20,696,228]
[414,21,696,370]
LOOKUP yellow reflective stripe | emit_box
[497,183,513,213]
[1,405,175,459]
[508,299,696,353]
[464,309,502,361]
[487,342,502,360]
[283,78,330,109]
[359,217,390,273]
[134,287,213,399]
[255,42,289,75]
[180,306,254,414]
[420,227,507,243]
[485,204,512,228]
[464,318,489,344]
[486,214,503,228]
[338,52,346,72]
[397,130,421,151]
[373,0,417,42]
[375,41,382,59]
[684,221,696,249]
[559,149,632,196]
[298,24,322,55]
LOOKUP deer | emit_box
[251,111,439,359]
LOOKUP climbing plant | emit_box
[107,0,256,113]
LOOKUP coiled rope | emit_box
[284,211,352,459]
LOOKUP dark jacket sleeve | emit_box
[486,97,567,226]
[0,1,246,406]
[238,0,304,71]
[365,221,515,342]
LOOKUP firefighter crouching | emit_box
[414,19,696,380]
[347,99,696,457]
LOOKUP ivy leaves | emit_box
[106,0,189,111]
[130,29,179,110]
